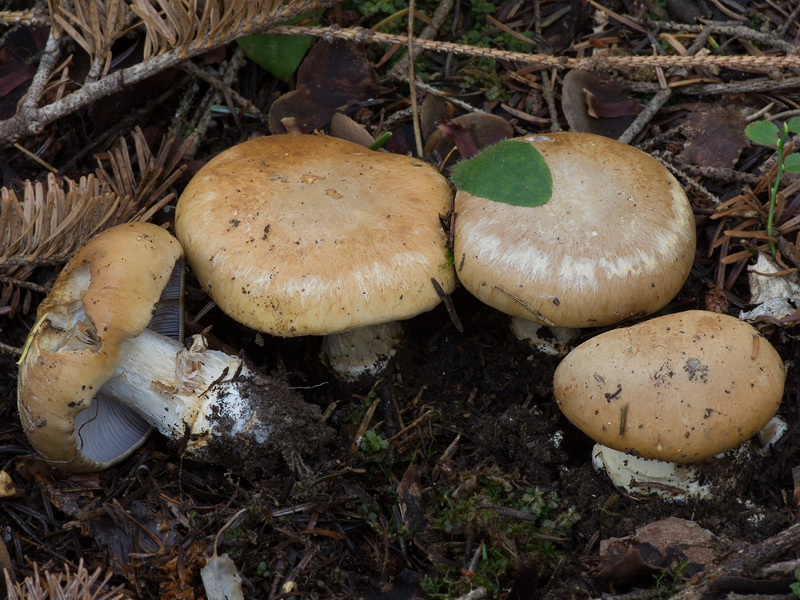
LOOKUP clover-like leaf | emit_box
[787,117,800,134]
[236,10,321,80]
[744,120,780,147]
[784,153,800,173]
[450,139,553,207]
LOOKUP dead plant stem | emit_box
[384,0,455,82]
[180,60,267,125]
[407,0,423,157]
[0,2,333,148]
[270,25,800,71]
[618,88,671,145]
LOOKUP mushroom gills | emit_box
[74,395,151,464]
[146,259,185,342]
[72,260,187,465]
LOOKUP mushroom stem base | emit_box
[592,443,755,501]
[510,318,579,356]
[320,321,404,380]
[98,328,330,469]
[97,328,291,462]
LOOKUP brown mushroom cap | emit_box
[175,134,455,336]
[17,222,183,472]
[453,132,696,328]
[553,310,785,462]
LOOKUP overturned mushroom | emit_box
[17,222,325,472]
[561,70,641,139]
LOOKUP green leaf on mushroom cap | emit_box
[450,140,553,207]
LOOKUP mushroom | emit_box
[174,134,455,379]
[453,132,696,352]
[17,222,323,472]
[553,310,786,499]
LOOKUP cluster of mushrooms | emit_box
[17,132,786,497]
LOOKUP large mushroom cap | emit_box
[553,310,785,462]
[454,132,696,328]
[175,134,455,337]
[17,222,183,472]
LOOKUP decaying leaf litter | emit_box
[1,0,800,597]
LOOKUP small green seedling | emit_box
[652,559,691,599]
[450,139,553,207]
[791,566,800,597]
[744,117,800,254]
[360,429,389,452]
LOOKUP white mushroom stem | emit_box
[93,329,269,454]
[320,321,404,380]
[592,443,755,502]
[510,317,580,356]
[592,444,713,501]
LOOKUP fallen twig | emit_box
[270,25,800,71]
[0,0,334,148]
[667,523,800,599]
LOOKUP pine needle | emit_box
[5,559,129,600]
[0,127,190,288]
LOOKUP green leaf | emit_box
[745,120,780,147]
[451,140,553,207]
[786,117,800,134]
[784,153,800,173]
[236,11,321,80]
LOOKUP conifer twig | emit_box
[0,0,334,148]
[270,25,800,72]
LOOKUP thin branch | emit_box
[18,27,61,136]
[269,25,800,71]
[384,0,455,81]
[179,60,267,124]
[617,88,671,145]
[626,76,800,95]
[407,0,423,157]
[0,0,335,148]
[0,9,50,27]
[627,18,800,55]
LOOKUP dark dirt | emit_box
[1,259,799,600]
[196,368,335,475]
[1,199,799,598]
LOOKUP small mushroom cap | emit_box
[454,132,696,328]
[553,310,785,462]
[17,222,183,472]
[175,134,455,336]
